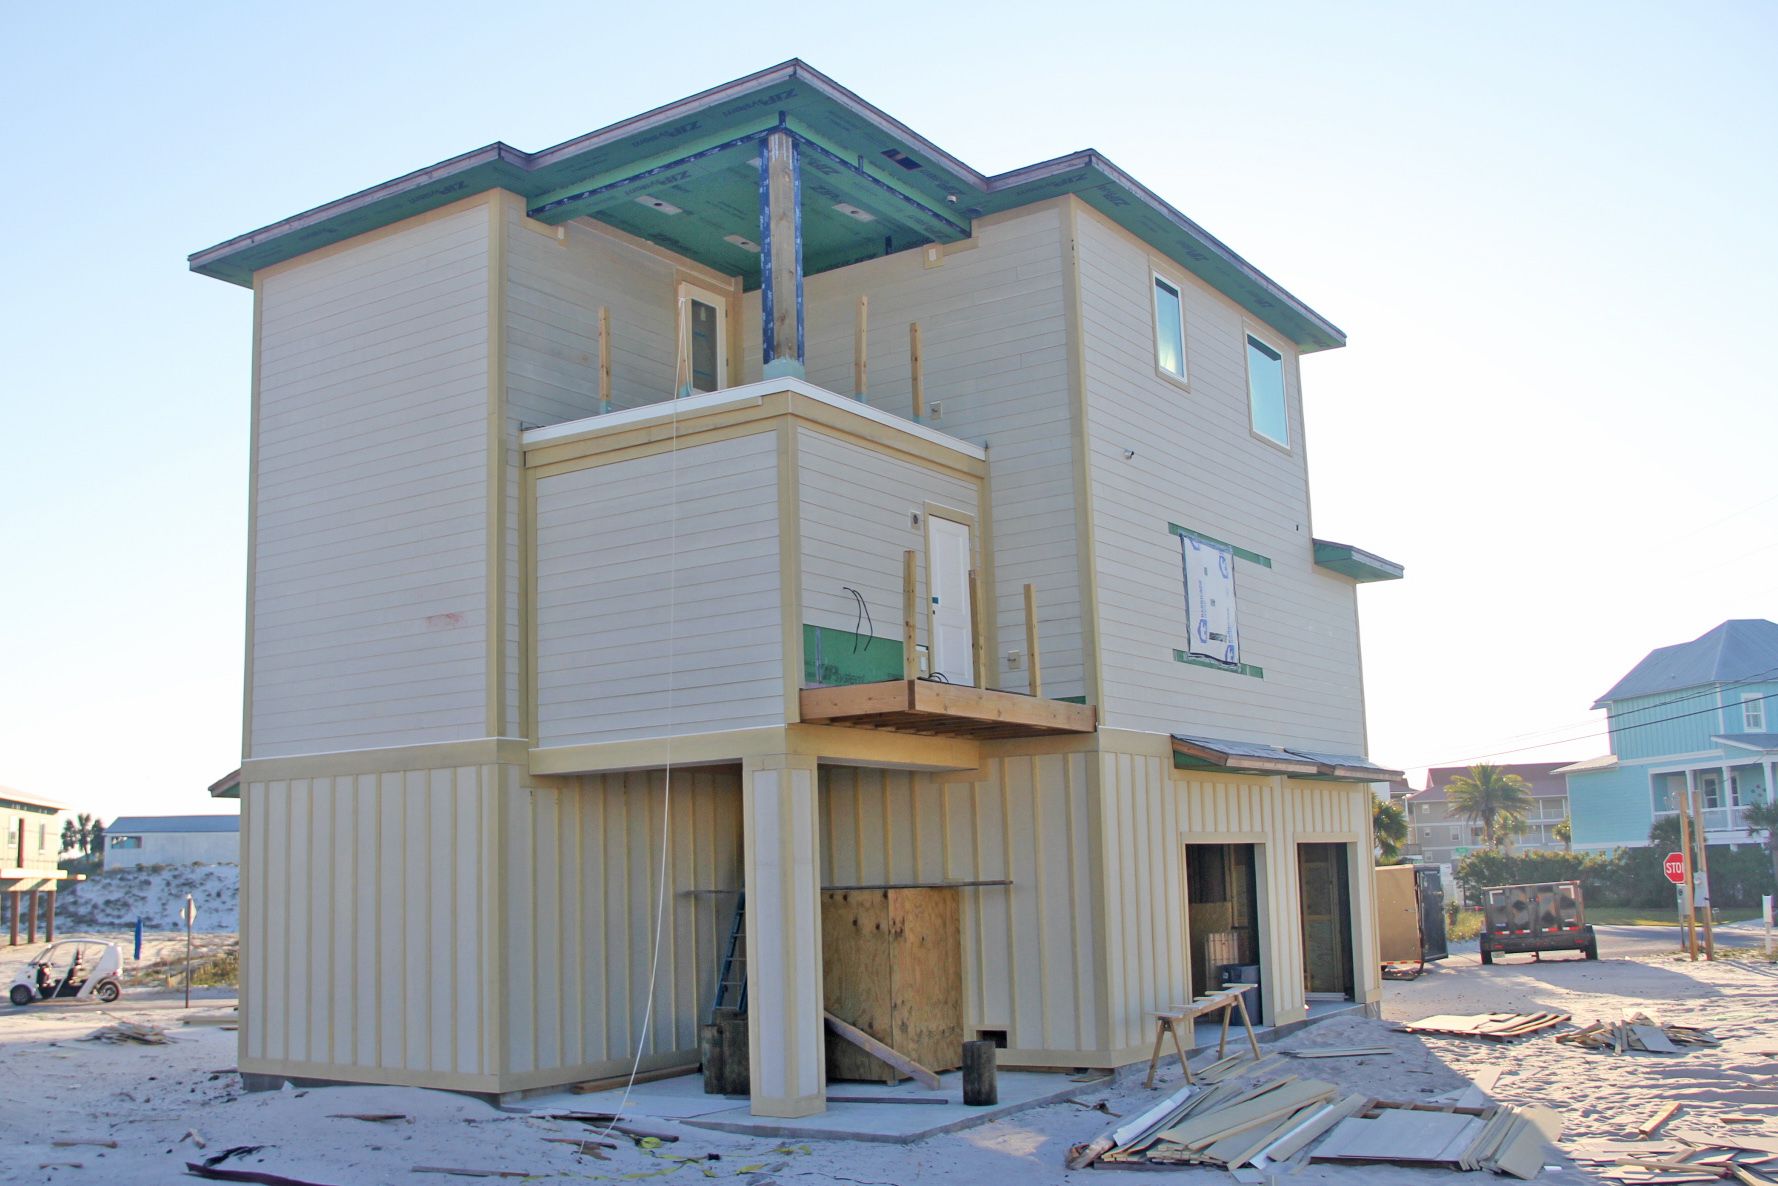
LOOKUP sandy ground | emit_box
[0,928,1773,1185]
[51,862,240,931]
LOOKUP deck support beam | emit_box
[759,130,805,380]
[741,752,826,1117]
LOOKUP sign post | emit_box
[1764,894,1774,958]
[1664,852,1688,952]
[180,894,197,1010]
[1676,790,1698,960]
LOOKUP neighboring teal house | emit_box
[1561,619,1778,850]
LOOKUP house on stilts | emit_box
[192,61,1403,1114]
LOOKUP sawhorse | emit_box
[1143,986,1262,1089]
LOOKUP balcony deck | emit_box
[799,679,1096,740]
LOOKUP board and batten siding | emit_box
[532,431,784,747]
[239,766,498,1090]
[499,766,742,1086]
[797,426,979,660]
[765,205,1084,699]
[821,752,1105,1062]
[1074,208,1367,751]
[1095,746,1381,1051]
[251,203,491,758]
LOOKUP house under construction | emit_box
[192,61,1403,1115]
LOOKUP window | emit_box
[1180,536,1238,666]
[676,282,728,395]
[1744,693,1767,733]
[1449,827,1461,843]
[37,823,47,851]
[1153,275,1187,382]
[1245,334,1289,447]
[110,835,142,850]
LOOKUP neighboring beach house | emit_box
[190,61,1402,1112]
[1402,762,1573,865]
[105,815,240,869]
[2,786,71,945]
[1562,619,1778,851]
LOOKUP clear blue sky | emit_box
[3,3,1773,821]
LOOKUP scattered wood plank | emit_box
[1639,1102,1683,1138]
[328,1114,407,1123]
[52,1139,118,1148]
[1396,1011,1569,1040]
[185,1165,341,1186]
[410,1169,530,1179]
[822,1010,941,1090]
[1283,1046,1395,1059]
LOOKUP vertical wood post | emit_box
[1678,780,1698,960]
[854,295,868,401]
[902,549,918,680]
[1023,583,1042,698]
[1691,777,1716,959]
[760,130,805,379]
[6,891,16,946]
[968,569,985,689]
[598,305,612,414]
[44,890,53,943]
[26,889,38,944]
[962,1039,998,1106]
[909,322,925,421]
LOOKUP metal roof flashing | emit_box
[188,60,1344,352]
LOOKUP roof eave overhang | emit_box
[1312,539,1404,583]
[186,61,1345,353]
[1170,736,1400,782]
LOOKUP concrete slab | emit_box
[524,1068,1103,1144]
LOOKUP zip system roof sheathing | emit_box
[188,60,1345,353]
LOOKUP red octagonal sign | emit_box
[1663,852,1686,884]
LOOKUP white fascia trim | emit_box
[518,377,988,461]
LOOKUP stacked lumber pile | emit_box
[1557,1013,1720,1054]
[1569,1131,1778,1183]
[1395,1012,1569,1040]
[1068,1076,1561,1177]
[1312,1100,1561,1179]
[82,1020,169,1045]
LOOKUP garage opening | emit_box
[1185,843,1262,1022]
[1297,842,1354,999]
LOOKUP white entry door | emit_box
[928,516,975,685]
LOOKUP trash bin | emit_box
[1217,963,1262,1024]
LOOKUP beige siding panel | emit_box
[797,426,978,670]
[1074,209,1368,751]
[238,766,499,1090]
[533,431,784,746]
[1092,745,1378,1040]
[791,207,1084,699]
[251,205,491,757]
[498,766,743,1085]
[820,753,1100,1061]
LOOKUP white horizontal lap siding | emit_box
[820,754,1101,1060]
[800,207,1083,699]
[252,206,491,757]
[1075,212,1365,751]
[533,432,783,746]
[797,427,977,666]
[500,767,741,1083]
[240,767,491,1087]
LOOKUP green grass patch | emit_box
[1583,906,1761,927]
[1447,909,1483,942]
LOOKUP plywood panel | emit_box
[821,888,962,1082]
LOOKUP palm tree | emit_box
[1553,818,1573,854]
[1373,798,1409,864]
[1445,764,1535,852]
[1745,798,1778,891]
[76,812,95,854]
[61,818,79,855]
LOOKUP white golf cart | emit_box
[9,940,124,1006]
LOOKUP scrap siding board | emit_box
[532,432,783,746]
[1074,209,1367,748]
[792,205,1085,699]
[797,427,978,661]
[251,202,491,758]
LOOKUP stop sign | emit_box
[1663,852,1686,884]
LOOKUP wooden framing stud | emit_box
[1023,582,1042,698]
[597,305,612,414]
[902,549,918,680]
[968,569,985,689]
[909,321,925,421]
[854,294,868,401]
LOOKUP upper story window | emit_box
[677,281,729,395]
[1744,693,1767,732]
[1246,334,1289,447]
[1153,275,1187,383]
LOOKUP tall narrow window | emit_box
[1153,275,1187,382]
[1246,334,1289,447]
[676,282,729,395]
[1743,692,1767,732]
